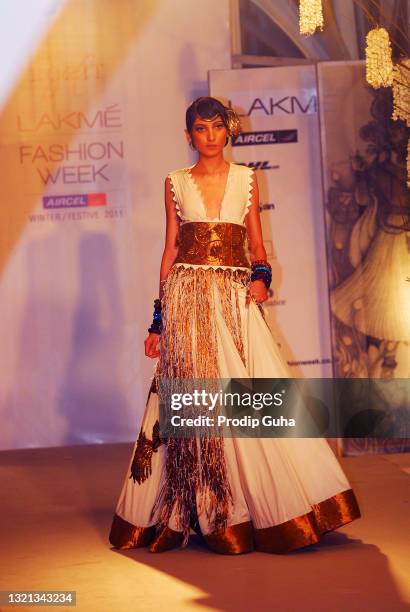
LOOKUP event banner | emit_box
[210,66,333,379]
[0,0,231,450]
[317,61,410,456]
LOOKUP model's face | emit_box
[186,114,228,156]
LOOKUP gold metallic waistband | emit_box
[174,221,250,268]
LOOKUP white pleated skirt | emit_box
[109,263,360,554]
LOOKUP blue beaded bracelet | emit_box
[148,298,162,334]
[250,259,272,289]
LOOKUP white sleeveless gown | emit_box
[109,162,361,554]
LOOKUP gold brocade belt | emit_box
[174,221,250,268]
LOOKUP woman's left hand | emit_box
[245,279,269,308]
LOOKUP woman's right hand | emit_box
[144,332,160,358]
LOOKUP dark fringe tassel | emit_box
[129,421,163,485]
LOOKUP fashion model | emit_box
[109,97,361,554]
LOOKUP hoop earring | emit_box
[189,141,196,150]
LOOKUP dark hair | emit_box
[186,96,230,139]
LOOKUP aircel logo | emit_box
[43,193,107,209]
[232,130,297,146]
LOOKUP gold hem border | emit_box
[109,488,361,554]
[252,488,361,554]
[148,526,185,553]
[109,514,156,549]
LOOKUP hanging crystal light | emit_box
[299,0,324,36]
[365,27,394,88]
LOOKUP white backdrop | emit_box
[210,65,333,378]
[0,0,231,450]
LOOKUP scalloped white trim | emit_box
[167,172,184,220]
[244,167,256,219]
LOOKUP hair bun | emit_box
[225,107,242,137]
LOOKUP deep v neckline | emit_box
[186,162,232,221]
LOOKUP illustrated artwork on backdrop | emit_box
[325,87,410,455]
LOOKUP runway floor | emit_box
[0,443,409,612]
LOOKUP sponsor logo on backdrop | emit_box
[267,295,286,306]
[234,95,317,117]
[19,104,125,223]
[19,106,123,187]
[19,105,123,186]
[43,193,107,209]
[260,203,275,211]
[18,104,120,132]
[232,130,297,147]
[22,56,104,98]
[239,161,279,171]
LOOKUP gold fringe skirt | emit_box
[152,264,251,545]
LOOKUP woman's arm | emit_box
[244,171,269,306]
[144,177,180,358]
[245,171,267,262]
[159,176,180,299]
